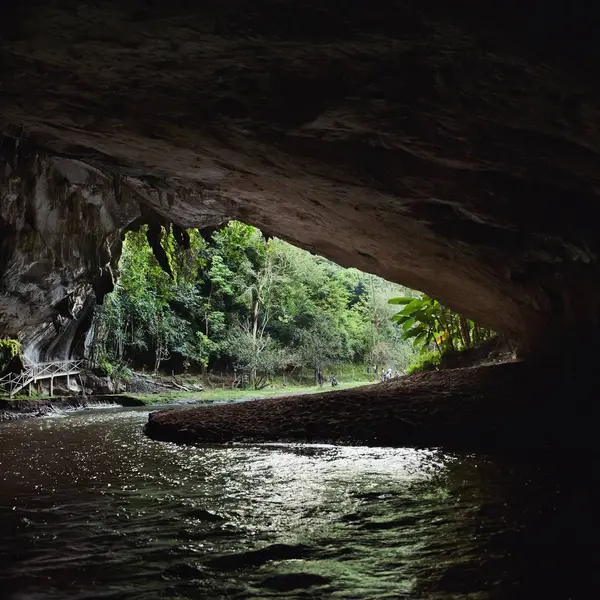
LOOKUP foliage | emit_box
[96,360,113,377]
[0,339,22,374]
[405,350,442,375]
[389,294,494,355]
[93,222,417,385]
[92,359,132,382]
[225,323,294,389]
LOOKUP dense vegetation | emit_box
[389,294,494,352]
[92,222,417,387]
[0,338,22,375]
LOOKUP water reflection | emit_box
[0,409,598,599]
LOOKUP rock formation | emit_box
[1,1,600,359]
[0,137,225,359]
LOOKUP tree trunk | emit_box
[154,344,161,374]
[252,298,260,344]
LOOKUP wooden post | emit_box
[67,374,70,389]
[28,381,32,397]
[50,376,54,397]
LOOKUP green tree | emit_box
[93,221,421,381]
[296,314,349,385]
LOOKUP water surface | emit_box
[0,407,597,599]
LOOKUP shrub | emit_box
[96,360,114,377]
[95,360,135,382]
[0,339,22,373]
[405,350,441,375]
[112,363,134,382]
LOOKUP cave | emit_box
[3,4,600,596]
[2,0,600,365]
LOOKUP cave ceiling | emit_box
[1,1,600,355]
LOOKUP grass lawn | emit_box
[129,380,374,405]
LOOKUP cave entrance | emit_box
[86,222,417,392]
[77,220,500,398]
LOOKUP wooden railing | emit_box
[0,359,84,397]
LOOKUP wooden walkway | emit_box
[0,360,84,397]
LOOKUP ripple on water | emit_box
[1,408,600,599]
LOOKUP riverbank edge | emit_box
[0,382,373,422]
[145,361,600,452]
[0,395,144,421]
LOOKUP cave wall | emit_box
[0,139,132,359]
[1,1,600,357]
[0,138,228,359]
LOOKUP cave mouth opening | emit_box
[85,220,471,390]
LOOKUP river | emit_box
[0,406,598,599]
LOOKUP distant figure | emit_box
[373,365,378,374]
[381,367,394,382]
[331,376,338,387]
[367,365,371,374]
[317,369,324,387]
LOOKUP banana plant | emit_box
[389,295,448,353]
[388,294,493,353]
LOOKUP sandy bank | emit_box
[145,362,600,451]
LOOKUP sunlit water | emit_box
[0,408,598,599]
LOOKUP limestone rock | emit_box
[1,1,600,357]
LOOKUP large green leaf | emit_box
[401,317,416,331]
[388,296,415,305]
[392,313,409,323]
[392,313,417,328]
[412,331,428,347]
[396,299,425,316]
[402,325,426,340]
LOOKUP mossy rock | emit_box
[0,339,23,375]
